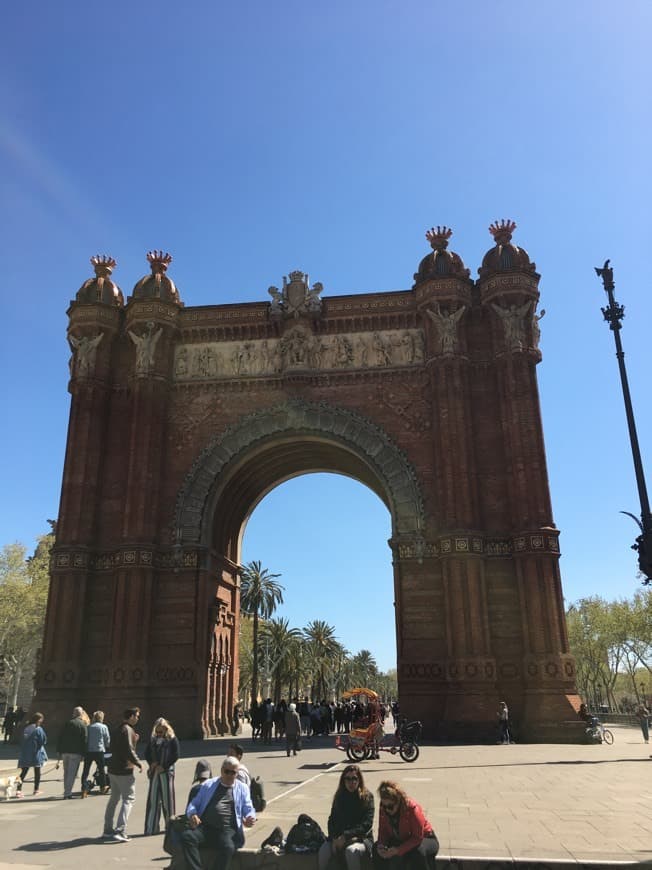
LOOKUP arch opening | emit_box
[241,472,396,684]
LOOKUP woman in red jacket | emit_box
[373,781,439,870]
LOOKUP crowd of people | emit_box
[246,698,399,744]
[10,705,181,841]
[4,699,440,870]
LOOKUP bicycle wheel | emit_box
[399,741,419,762]
[602,729,614,745]
[348,744,369,762]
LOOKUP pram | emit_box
[83,752,111,793]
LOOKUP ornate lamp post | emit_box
[596,260,652,583]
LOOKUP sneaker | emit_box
[33,790,44,797]
[102,831,115,839]
[112,832,130,842]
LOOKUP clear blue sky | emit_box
[2,2,651,672]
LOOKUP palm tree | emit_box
[351,649,378,688]
[240,560,284,705]
[260,617,302,702]
[303,619,339,700]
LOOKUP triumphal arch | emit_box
[38,221,580,740]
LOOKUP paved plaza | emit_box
[0,723,651,868]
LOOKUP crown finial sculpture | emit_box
[146,250,173,274]
[425,226,453,251]
[90,254,116,275]
[489,219,517,245]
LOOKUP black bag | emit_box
[250,776,266,812]
[163,814,192,856]
[285,813,325,853]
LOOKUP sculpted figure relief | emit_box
[400,330,416,364]
[532,307,546,349]
[173,329,424,380]
[175,347,189,377]
[68,331,104,377]
[280,330,311,368]
[305,281,323,313]
[372,331,392,366]
[426,304,465,354]
[129,321,163,373]
[268,286,283,314]
[334,334,353,367]
[490,300,532,350]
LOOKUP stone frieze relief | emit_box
[173,328,424,381]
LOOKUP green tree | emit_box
[350,649,378,687]
[239,561,284,705]
[0,530,54,707]
[260,617,302,702]
[303,619,339,700]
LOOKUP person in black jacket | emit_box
[103,707,143,842]
[144,717,180,834]
[318,764,374,870]
[57,706,89,798]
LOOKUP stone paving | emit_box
[0,723,651,868]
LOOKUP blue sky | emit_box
[2,2,651,672]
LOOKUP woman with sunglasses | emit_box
[318,764,374,870]
[143,717,180,835]
[374,781,439,870]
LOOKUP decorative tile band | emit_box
[392,532,560,560]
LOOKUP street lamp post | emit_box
[596,260,652,584]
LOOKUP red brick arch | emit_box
[37,246,581,741]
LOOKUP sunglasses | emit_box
[381,801,397,811]
[344,776,359,782]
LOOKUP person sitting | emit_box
[179,755,256,870]
[373,780,439,870]
[187,759,213,804]
[578,702,598,730]
[319,764,374,870]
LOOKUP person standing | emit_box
[179,755,256,870]
[262,699,275,745]
[81,711,111,796]
[497,701,511,745]
[318,764,374,870]
[144,717,180,835]
[636,703,650,743]
[57,706,89,798]
[285,703,301,757]
[373,780,438,870]
[17,712,48,797]
[229,743,250,787]
[231,704,241,737]
[3,707,16,743]
[103,707,143,842]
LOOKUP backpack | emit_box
[250,776,266,812]
[285,813,326,853]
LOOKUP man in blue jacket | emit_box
[180,755,256,870]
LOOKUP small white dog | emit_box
[0,774,22,800]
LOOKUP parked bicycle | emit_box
[585,720,614,745]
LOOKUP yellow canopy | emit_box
[342,687,379,700]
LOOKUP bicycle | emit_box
[586,720,614,745]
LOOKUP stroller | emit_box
[83,752,111,794]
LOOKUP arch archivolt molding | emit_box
[174,399,426,547]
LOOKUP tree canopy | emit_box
[567,590,652,709]
[0,529,54,707]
